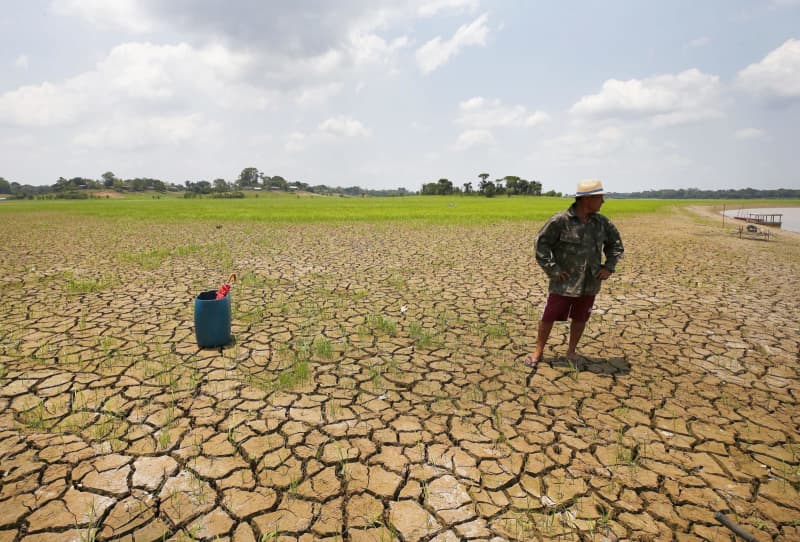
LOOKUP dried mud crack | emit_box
[0,209,798,541]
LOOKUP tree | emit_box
[237,167,259,188]
[421,182,439,195]
[436,178,453,195]
[54,177,70,192]
[0,177,10,194]
[213,178,230,192]
[463,181,473,194]
[266,175,288,191]
[101,171,117,188]
[479,180,496,197]
[130,178,147,192]
[504,176,520,195]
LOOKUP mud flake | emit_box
[252,497,317,534]
[758,479,800,510]
[296,466,340,499]
[232,522,257,542]
[158,471,215,525]
[186,507,235,540]
[98,493,156,539]
[389,500,440,541]
[366,465,403,497]
[455,518,492,538]
[312,496,343,536]
[131,455,178,491]
[188,455,249,479]
[239,433,285,462]
[222,487,278,519]
[80,464,131,498]
[368,445,408,473]
[0,494,36,528]
[347,493,384,527]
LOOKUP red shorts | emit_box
[542,293,595,322]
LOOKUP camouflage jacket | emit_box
[535,204,624,296]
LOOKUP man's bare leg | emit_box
[531,320,554,359]
[566,319,587,358]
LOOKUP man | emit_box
[524,179,624,369]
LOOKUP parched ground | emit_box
[0,207,798,542]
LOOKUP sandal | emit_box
[523,354,542,369]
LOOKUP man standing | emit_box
[524,179,624,369]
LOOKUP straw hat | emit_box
[574,179,607,197]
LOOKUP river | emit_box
[721,207,800,234]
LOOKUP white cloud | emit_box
[287,116,370,152]
[457,96,550,128]
[0,41,269,128]
[416,12,489,73]
[570,68,724,126]
[318,116,370,137]
[525,111,550,127]
[0,81,86,126]
[15,54,29,69]
[50,0,159,33]
[737,39,800,103]
[734,127,765,139]
[73,113,208,150]
[536,126,631,166]
[285,131,308,152]
[453,129,494,150]
[417,0,480,17]
[349,32,409,67]
[686,36,711,48]
[294,83,345,106]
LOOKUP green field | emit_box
[1,192,798,224]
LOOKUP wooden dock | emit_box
[733,212,782,228]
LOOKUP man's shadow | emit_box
[550,356,631,376]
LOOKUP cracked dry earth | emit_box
[0,207,798,542]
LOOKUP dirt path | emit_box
[0,207,797,541]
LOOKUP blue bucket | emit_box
[194,290,231,347]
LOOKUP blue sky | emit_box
[1,1,798,194]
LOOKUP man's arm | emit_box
[535,216,566,279]
[602,221,624,273]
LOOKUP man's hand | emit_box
[557,271,570,281]
[597,268,613,280]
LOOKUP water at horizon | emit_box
[721,207,800,234]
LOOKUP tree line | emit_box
[2,171,797,200]
[610,187,800,199]
[0,168,411,199]
[421,173,563,197]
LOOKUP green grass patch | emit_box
[4,193,791,224]
[408,321,437,348]
[277,360,311,390]
[63,272,115,294]
[312,336,334,359]
[366,314,397,336]
[238,271,276,289]
[116,243,207,270]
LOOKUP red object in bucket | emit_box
[215,273,237,300]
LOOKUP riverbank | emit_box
[720,206,800,233]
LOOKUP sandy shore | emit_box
[0,206,797,541]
